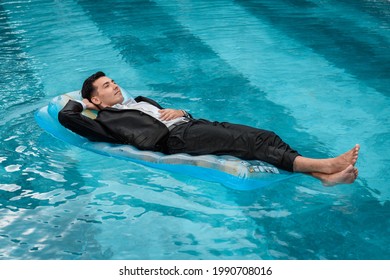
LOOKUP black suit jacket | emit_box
[58,96,172,152]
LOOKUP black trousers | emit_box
[166,119,300,172]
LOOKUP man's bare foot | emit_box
[321,165,358,186]
[325,144,360,174]
[293,144,360,174]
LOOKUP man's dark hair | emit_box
[81,71,106,101]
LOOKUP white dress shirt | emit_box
[112,99,189,129]
[79,99,189,129]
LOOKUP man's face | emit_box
[91,76,124,107]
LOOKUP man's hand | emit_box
[159,109,184,121]
[82,98,100,110]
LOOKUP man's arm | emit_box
[134,96,193,120]
[58,100,119,143]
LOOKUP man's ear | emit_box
[91,96,101,105]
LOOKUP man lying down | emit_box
[58,71,359,186]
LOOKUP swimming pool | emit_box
[0,0,389,260]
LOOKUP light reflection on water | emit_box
[0,0,389,259]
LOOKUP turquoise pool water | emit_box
[0,0,389,259]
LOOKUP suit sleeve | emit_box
[58,100,118,143]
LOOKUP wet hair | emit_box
[81,71,106,101]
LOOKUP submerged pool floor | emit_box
[0,0,389,259]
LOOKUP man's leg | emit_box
[168,121,360,185]
[167,120,256,156]
[168,120,300,171]
[309,165,359,186]
[292,145,360,185]
[292,144,360,174]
